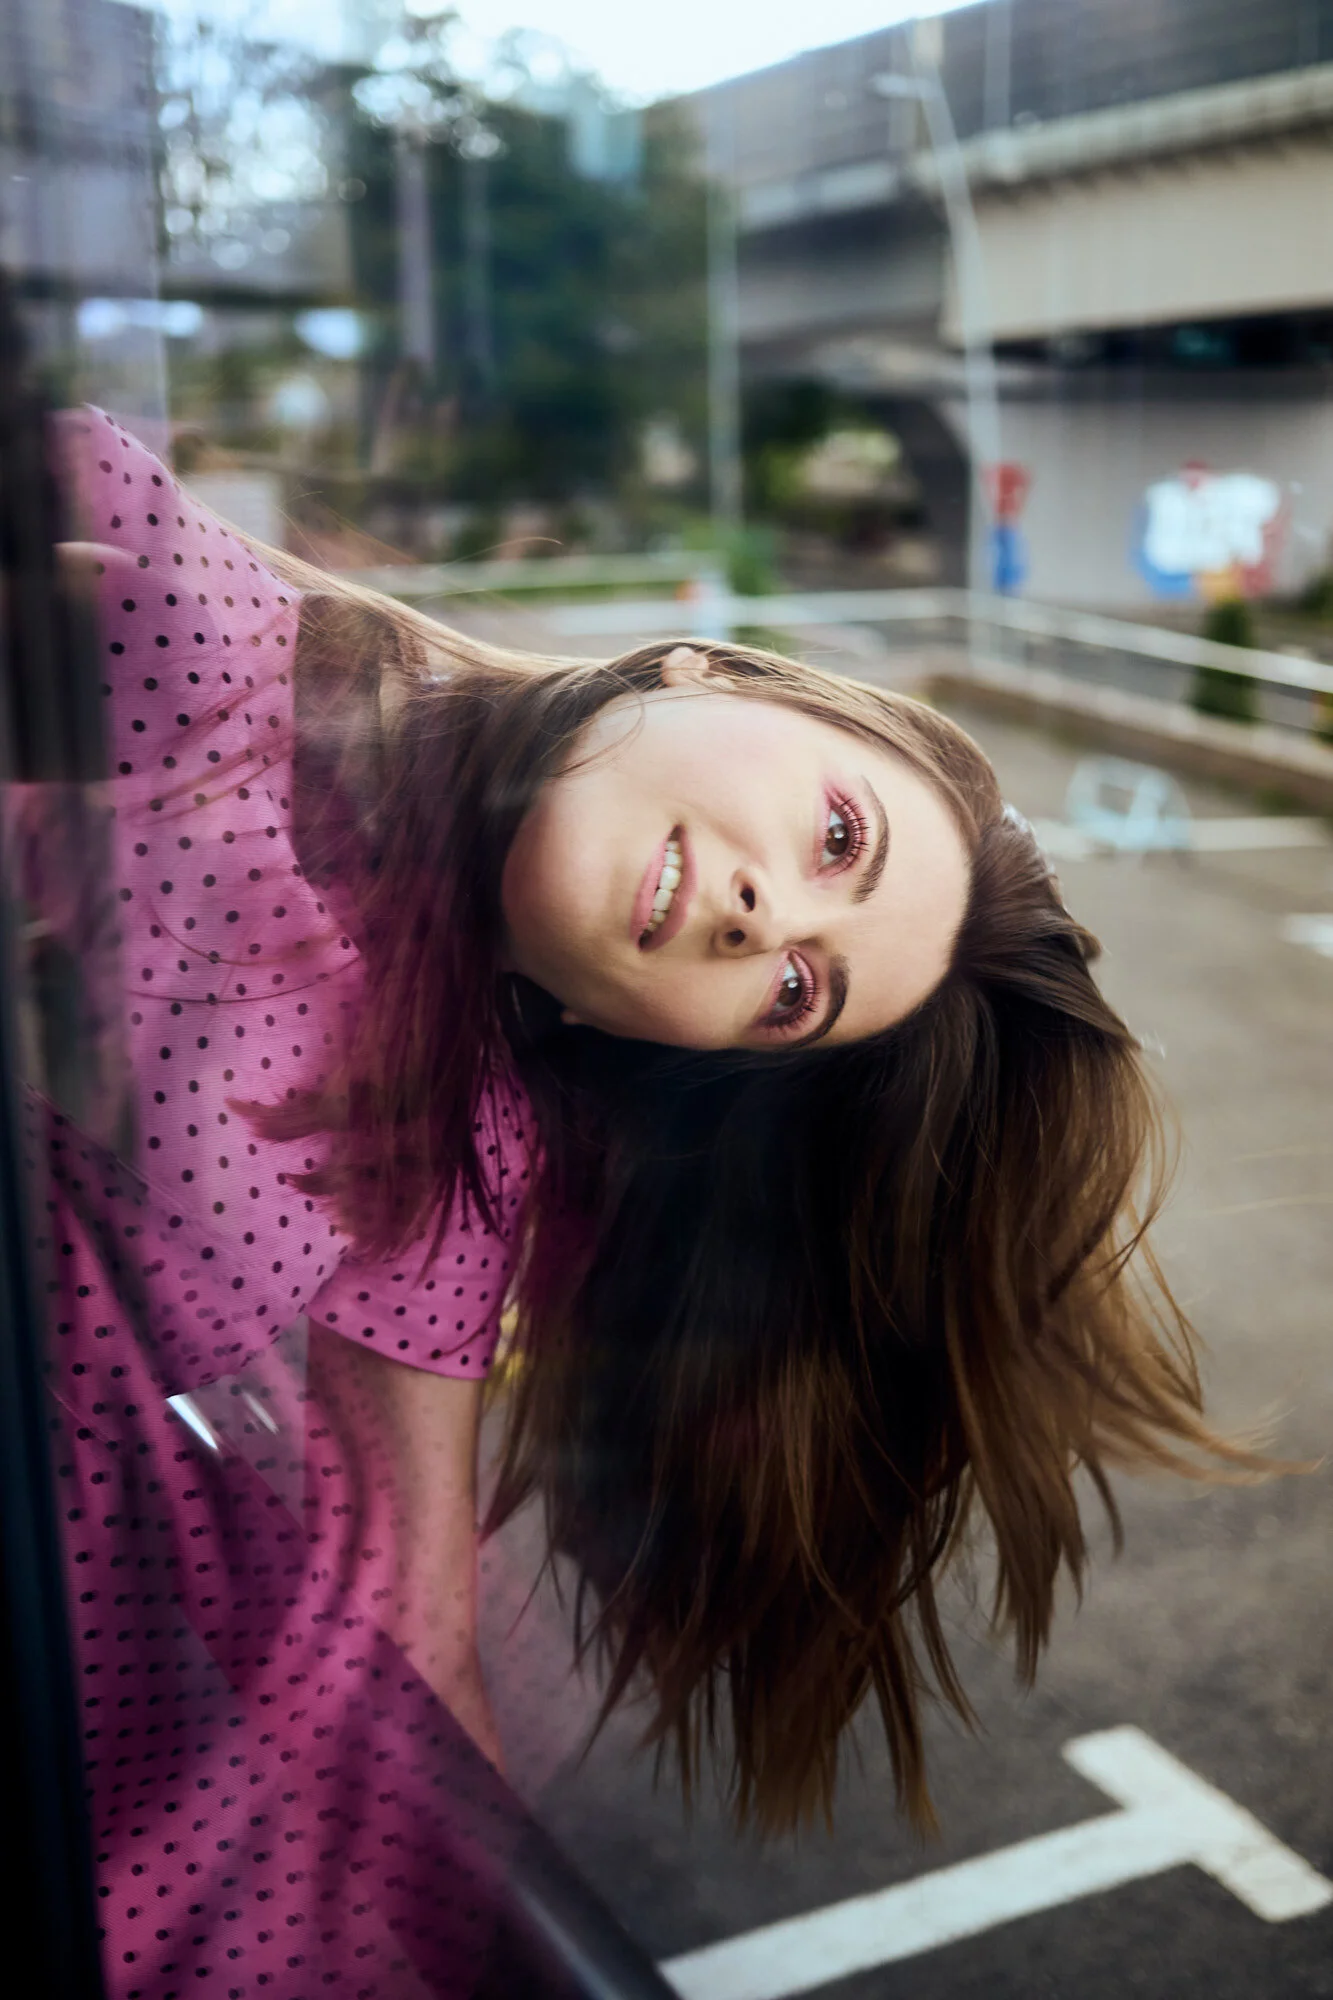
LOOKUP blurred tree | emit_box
[156,12,708,534]
[743,380,924,555]
[342,76,708,519]
[156,7,331,274]
[1296,568,1333,620]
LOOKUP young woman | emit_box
[32,409,1253,1993]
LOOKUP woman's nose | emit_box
[716,871,783,954]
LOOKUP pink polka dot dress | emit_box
[24,410,537,1997]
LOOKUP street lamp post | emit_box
[706,94,743,548]
[394,126,435,375]
[354,9,466,403]
[459,122,502,397]
[870,53,1003,605]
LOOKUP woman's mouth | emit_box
[634,826,694,950]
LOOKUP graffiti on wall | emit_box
[985,461,1031,595]
[1134,462,1284,599]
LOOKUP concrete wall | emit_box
[688,0,1333,185]
[974,391,1333,608]
[740,216,942,348]
[956,138,1333,345]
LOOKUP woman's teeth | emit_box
[642,835,683,939]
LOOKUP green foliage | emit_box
[676,517,777,595]
[1192,597,1259,724]
[156,19,709,530]
[449,509,504,561]
[1201,597,1255,648]
[744,380,846,520]
[734,626,795,653]
[723,525,777,596]
[343,90,708,512]
[741,378,918,546]
[1296,570,1333,620]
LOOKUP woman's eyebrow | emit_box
[852,781,890,905]
[790,955,849,1050]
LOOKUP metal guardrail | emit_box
[548,586,1333,702]
[348,551,724,600]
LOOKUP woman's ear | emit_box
[659,645,735,691]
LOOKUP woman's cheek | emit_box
[613,970,740,1051]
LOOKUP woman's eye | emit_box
[766,956,813,1025]
[823,807,849,861]
[821,798,863,866]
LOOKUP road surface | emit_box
[477,696,1333,2000]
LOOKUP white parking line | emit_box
[1283,914,1333,958]
[660,1727,1332,2000]
[1032,817,1330,861]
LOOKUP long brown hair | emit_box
[249,566,1266,1835]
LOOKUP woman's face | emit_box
[500,654,971,1051]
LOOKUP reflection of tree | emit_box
[157,12,709,528]
[344,74,708,516]
[349,7,465,143]
[157,7,332,273]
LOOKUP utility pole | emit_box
[871,33,1003,601]
[706,92,742,543]
[394,127,435,375]
[460,124,501,397]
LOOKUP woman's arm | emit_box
[305,1317,503,1769]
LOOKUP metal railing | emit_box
[349,551,724,601]
[548,586,1333,738]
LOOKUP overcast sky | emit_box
[449,0,970,100]
[155,0,974,101]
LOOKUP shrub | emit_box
[1314,695,1333,747]
[1297,570,1333,620]
[1192,597,1259,724]
[724,525,778,597]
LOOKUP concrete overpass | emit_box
[687,0,1333,608]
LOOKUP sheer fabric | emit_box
[23,410,536,1996]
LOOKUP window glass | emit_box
[3,5,1330,1998]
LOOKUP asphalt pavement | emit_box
[477,700,1333,2000]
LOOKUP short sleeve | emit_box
[306,1079,533,1379]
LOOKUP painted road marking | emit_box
[1284,914,1333,959]
[660,1727,1332,2000]
[1033,816,1330,861]
[1178,819,1330,853]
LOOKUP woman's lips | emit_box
[638,826,695,953]
[631,831,671,943]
